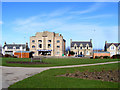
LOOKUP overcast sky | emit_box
[2,2,118,49]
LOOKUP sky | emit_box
[1,2,118,49]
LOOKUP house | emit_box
[2,42,29,56]
[30,31,66,56]
[104,41,120,57]
[70,39,93,57]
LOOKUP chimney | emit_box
[90,39,92,43]
[4,42,6,45]
[105,41,107,44]
[70,39,72,43]
[26,42,29,51]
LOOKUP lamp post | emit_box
[21,45,22,58]
[93,29,98,57]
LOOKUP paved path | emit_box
[1,61,120,89]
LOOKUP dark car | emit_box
[76,55,84,57]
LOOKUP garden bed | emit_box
[57,69,119,82]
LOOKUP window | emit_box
[80,47,82,49]
[8,46,13,49]
[57,40,60,43]
[110,46,114,50]
[118,46,120,50]
[32,40,35,43]
[39,44,42,48]
[38,40,42,42]
[57,52,60,55]
[32,45,35,48]
[16,47,19,49]
[87,46,88,49]
[57,46,60,48]
[48,40,51,42]
[75,46,76,49]
[48,44,51,48]
[86,51,89,55]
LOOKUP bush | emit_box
[100,56,103,59]
[4,54,12,57]
[69,51,75,55]
[112,54,120,59]
[13,56,17,58]
[95,56,100,59]
[90,57,93,59]
[103,56,110,59]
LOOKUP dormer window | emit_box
[110,46,114,50]
[80,47,82,49]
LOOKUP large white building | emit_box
[30,31,66,56]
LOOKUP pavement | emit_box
[0,61,120,89]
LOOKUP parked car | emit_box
[75,55,84,57]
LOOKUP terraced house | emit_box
[70,39,93,57]
[30,31,66,56]
[104,41,120,57]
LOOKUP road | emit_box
[0,61,119,89]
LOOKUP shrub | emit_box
[13,56,17,58]
[103,56,110,59]
[90,57,93,59]
[112,54,120,59]
[100,56,103,59]
[95,56,100,59]
[4,54,12,57]
[69,51,75,55]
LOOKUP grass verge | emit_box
[9,63,119,88]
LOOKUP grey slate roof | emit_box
[71,41,92,47]
[3,44,26,49]
[105,43,120,48]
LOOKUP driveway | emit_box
[1,61,120,89]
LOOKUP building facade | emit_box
[104,41,120,57]
[2,42,29,56]
[30,31,66,56]
[70,39,93,57]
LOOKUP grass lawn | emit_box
[1,57,120,67]
[9,63,119,88]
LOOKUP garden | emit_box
[1,57,120,67]
[9,63,119,88]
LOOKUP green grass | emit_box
[1,57,120,67]
[9,63,119,88]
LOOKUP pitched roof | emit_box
[3,44,26,49]
[71,41,92,47]
[105,43,120,48]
